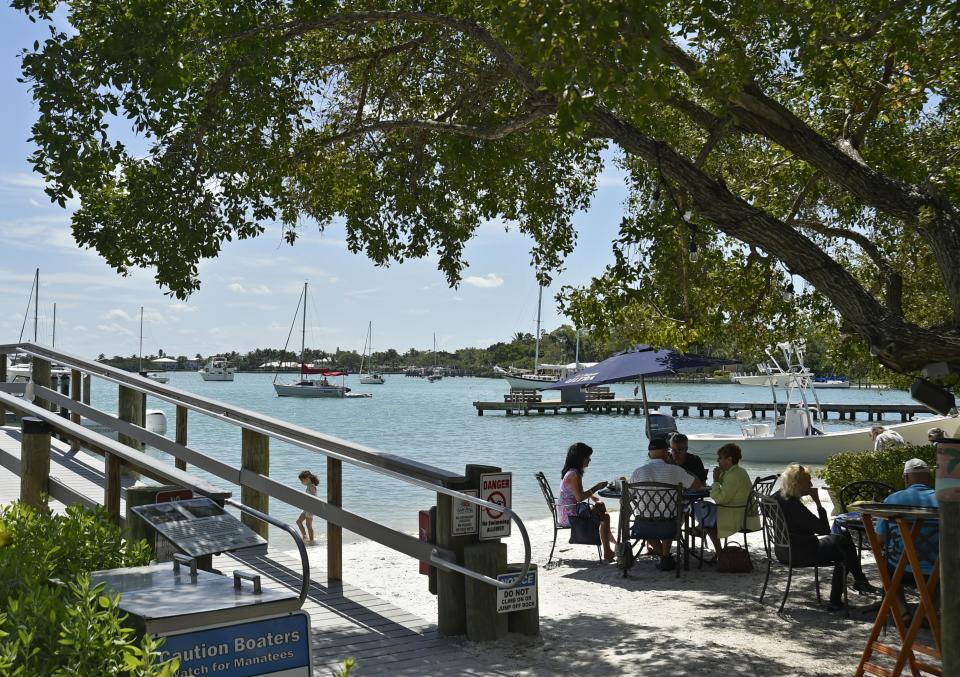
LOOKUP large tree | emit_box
[15,0,960,376]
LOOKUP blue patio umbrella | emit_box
[543,344,736,436]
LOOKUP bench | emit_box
[585,387,615,400]
[504,390,542,403]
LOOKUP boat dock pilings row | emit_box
[474,398,928,422]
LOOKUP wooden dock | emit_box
[473,398,928,422]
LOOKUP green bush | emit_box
[0,502,177,676]
[818,444,937,492]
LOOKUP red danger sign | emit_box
[479,472,511,540]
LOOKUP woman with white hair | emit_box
[774,464,877,611]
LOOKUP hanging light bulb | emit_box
[782,281,795,302]
[689,240,699,263]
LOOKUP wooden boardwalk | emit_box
[0,426,462,675]
[474,398,928,421]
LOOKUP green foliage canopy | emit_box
[15,0,960,375]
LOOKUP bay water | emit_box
[89,373,928,540]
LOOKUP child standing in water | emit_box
[297,470,319,543]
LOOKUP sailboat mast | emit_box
[533,286,542,372]
[33,268,39,342]
[301,282,308,372]
[139,306,144,372]
[52,303,56,348]
[433,333,437,367]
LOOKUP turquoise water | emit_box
[89,374,928,538]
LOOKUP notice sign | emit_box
[158,611,311,676]
[451,489,478,537]
[496,569,537,614]
[479,472,512,540]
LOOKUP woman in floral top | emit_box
[560,442,617,560]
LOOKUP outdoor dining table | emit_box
[598,486,711,571]
[853,502,941,677]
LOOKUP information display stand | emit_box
[94,497,313,676]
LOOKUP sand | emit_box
[286,494,895,676]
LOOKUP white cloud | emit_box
[95,322,133,336]
[345,287,380,299]
[168,302,198,314]
[142,310,167,325]
[103,309,132,321]
[228,282,270,295]
[463,273,504,289]
[452,296,464,302]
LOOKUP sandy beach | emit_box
[287,495,892,676]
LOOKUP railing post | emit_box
[82,374,91,405]
[327,457,342,581]
[104,452,122,524]
[70,370,82,451]
[241,428,269,539]
[0,353,6,426]
[20,417,51,509]
[175,405,187,470]
[31,356,51,410]
[117,384,144,450]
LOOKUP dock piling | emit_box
[20,416,51,509]
[241,428,270,539]
[327,457,343,581]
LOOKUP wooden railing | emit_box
[0,342,533,640]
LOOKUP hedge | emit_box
[818,444,937,493]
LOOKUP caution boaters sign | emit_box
[479,472,511,540]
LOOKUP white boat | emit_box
[427,334,443,382]
[142,372,169,384]
[273,282,368,398]
[199,356,236,381]
[686,342,959,464]
[358,321,384,384]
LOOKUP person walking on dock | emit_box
[297,470,320,544]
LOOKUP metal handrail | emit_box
[2,343,532,590]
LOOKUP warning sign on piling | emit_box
[496,569,537,613]
[451,489,479,537]
[479,472,511,540]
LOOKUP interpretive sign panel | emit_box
[132,498,266,557]
[496,570,537,614]
[451,489,478,537]
[479,472,512,540]
[158,611,311,676]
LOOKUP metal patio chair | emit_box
[534,472,600,567]
[837,481,894,554]
[757,494,848,615]
[617,480,684,578]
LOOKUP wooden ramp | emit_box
[0,427,462,676]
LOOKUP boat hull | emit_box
[733,373,814,387]
[274,383,347,398]
[360,375,384,384]
[200,371,234,381]
[686,415,959,465]
[501,374,554,390]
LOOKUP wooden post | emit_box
[104,452,122,524]
[175,406,187,470]
[942,501,960,675]
[82,374,91,405]
[117,385,144,450]
[463,541,508,641]
[328,457,342,581]
[20,417,51,509]
[69,370,81,451]
[31,357,50,410]
[0,354,6,426]
[241,428,269,539]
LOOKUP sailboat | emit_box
[494,288,595,389]
[359,321,385,384]
[137,307,169,383]
[427,333,443,382]
[6,269,70,382]
[274,283,370,398]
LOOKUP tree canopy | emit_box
[15,0,960,377]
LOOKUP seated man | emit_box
[669,433,707,484]
[876,458,939,614]
[629,437,702,570]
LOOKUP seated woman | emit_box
[774,464,877,611]
[695,443,759,555]
[559,442,617,560]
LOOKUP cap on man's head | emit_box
[903,458,930,475]
[648,437,669,451]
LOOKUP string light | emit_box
[689,239,699,263]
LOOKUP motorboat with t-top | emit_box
[199,356,235,381]
[686,342,958,464]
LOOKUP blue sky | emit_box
[0,7,629,359]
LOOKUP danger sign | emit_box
[479,472,511,540]
[496,569,537,613]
